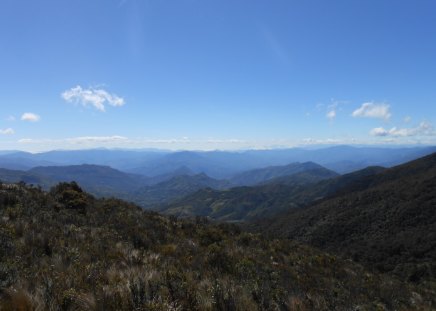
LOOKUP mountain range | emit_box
[0,145,435,177]
[0,147,435,308]
[0,160,337,208]
[1,145,436,215]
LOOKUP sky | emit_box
[0,0,435,152]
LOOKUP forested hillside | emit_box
[258,153,436,284]
[159,165,386,221]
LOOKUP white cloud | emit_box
[326,109,336,120]
[0,128,14,135]
[61,85,125,112]
[370,121,435,137]
[352,102,391,120]
[370,127,389,136]
[404,116,411,123]
[21,113,41,122]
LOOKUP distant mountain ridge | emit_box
[0,145,435,177]
[28,164,146,197]
[0,164,224,204]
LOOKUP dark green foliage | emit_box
[159,166,386,222]
[50,182,91,211]
[230,162,338,186]
[259,152,436,285]
[0,182,433,310]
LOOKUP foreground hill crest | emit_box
[1,181,434,310]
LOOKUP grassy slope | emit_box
[0,182,433,310]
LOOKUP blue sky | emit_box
[0,0,435,151]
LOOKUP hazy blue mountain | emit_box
[28,165,148,197]
[32,149,169,171]
[128,151,247,178]
[0,150,23,155]
[230,162,338,186]
[243,145,436,173]
[128,146,436,178]
[0,146,435,176]
[0,168,52,186]
[0,151,56,170]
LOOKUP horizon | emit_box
[0,143,435,155]
[1,0,436,151]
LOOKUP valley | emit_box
[1,146,436,309]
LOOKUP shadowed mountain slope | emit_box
[159,165,389,221]
[258,152,436,283]
[230,162,338,186]
[129,173,231,207]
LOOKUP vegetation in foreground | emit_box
[0,182,434,310]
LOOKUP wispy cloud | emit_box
[18,136,128,145]
[16,136,255,151]
[352,102,391,120]
[7,115,16,121]
[0,128,14,135]
[370,121,435,137]
[61,85,125,112]
[21,113,41,122]
[260,26,290,65]
[301,138,342,145]
[68,136,128,144]
[118,0,128,7]
[326,110,336,121]
[324,99,347,121]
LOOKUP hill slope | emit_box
[260,152,436,283]
[129,173,231,207]
[160,165,388,221]
[230,162,338,186]
[0,182,433,310]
